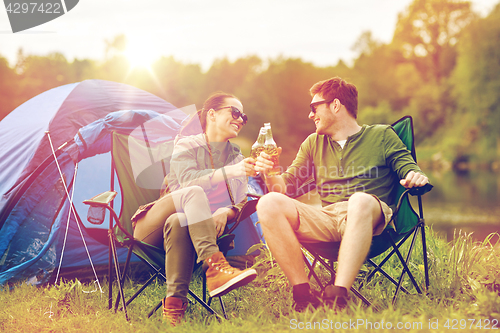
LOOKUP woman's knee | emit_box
[178,185,204,197]
[164,213,188,237]
[178,185,210,204]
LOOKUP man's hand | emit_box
[212,207,233,237]
[400,171,428,188]
[255,147,282,175]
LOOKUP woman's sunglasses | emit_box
[215,106,248,125]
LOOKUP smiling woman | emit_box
[131,91,258,326]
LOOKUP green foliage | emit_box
[1,0,499,167]
[451,3,500,161]
[392,0,474,82]
[0,56,19,120]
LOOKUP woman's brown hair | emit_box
[179,92,238,136]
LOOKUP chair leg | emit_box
[306,257,319,281]
[218,297,228,320]
[114,245,134,312]
[364,259,411,294]
[121,271,160,311]
[361,230,414,289]
[303,250,372,307]
[148,300,163,318]
[203,273,207,303]
[420,222,430,291]
[390,229,422,305]
[417,195,430,291]
[188,289,218,316]
[108,234,113,310]
[109,231,129,321]
[302,252,326,291]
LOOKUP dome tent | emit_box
[0,80,186,285]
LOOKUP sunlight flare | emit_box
[123,36,158,70]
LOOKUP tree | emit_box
[13,52,77,112]
[150,56,204,108]
[393,0,474,83]
[351,34,407,112]
[452,3,500,161]
[0,56,19,120]
[241,57,329,167]
[203,55,262,97]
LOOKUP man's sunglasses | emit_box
[215,106,248,125]
[310,98,335,114]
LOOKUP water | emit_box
[418,170,500,243]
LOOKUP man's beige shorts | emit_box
[292,195,393,243]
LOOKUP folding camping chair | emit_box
[300,116,433,307]
[83,131,259,321]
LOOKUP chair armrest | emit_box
[226,198,259,234]
[408,183,433,196]
[82,191,118,226]
[83,191,118,207]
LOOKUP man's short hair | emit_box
[310,77,358,119]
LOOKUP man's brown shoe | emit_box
[322,285,349,312]
[204,251,257,298]
[162,297,187,326]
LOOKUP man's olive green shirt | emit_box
[281,124,424,208]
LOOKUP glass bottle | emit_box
[251,127,266,159]
[263,123,280,176]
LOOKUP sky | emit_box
[0,0,498,71]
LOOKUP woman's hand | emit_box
[212,207,233,237]
[228,157,257,178]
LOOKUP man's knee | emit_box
[256,192,288,217]
[347,192,383,226]
[348,192,378,209]
[257,192,299,230]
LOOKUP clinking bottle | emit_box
[251,127,267,159]
[263,123,280,176]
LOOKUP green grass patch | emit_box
[1,230,499,332]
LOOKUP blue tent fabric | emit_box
[0,81,187,286]
[0,80,183,216]
[75,110,182,160]
[0,151,75,284]
[0,83,77,211]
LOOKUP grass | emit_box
[1,229,499,332]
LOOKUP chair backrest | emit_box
[368,116,420,257]
[111,132,172,264]
[389,116,419,234]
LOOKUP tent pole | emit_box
[108,140,117,310]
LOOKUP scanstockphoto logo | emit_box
[3,0,79,33]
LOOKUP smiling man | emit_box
[254,76,429,312]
